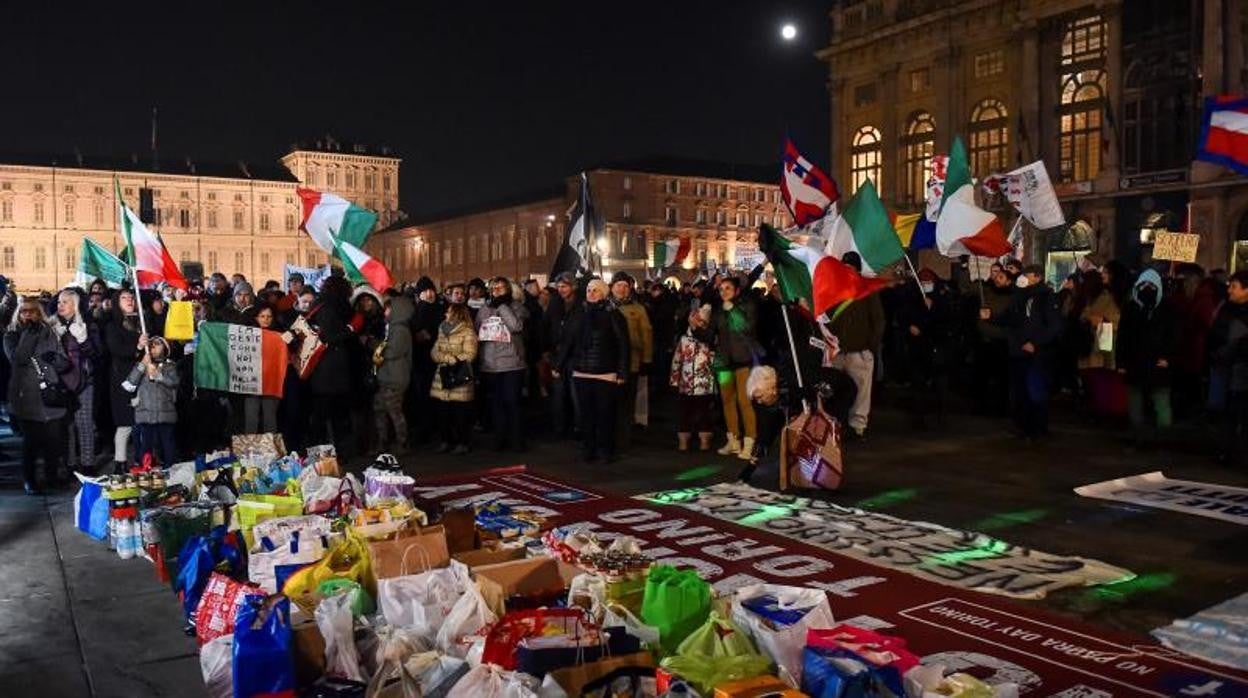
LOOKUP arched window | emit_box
[850,126,882,193]
[969,100,1009,176]
[1122,52,1194,174]
[901,112,936,205]
[1058,14,1109,182]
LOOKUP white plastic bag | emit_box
[249,514,334,552]
[199,634,233,698]
[379,563,470,640]
[405,651,470,697]
[436,580,499,658]
[602,602,661,648]
[730,583,835,686]
[317,591,367,683]
[249,530,332,593]
[367,626,433,698]
[445,664,538,698]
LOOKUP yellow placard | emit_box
[163,300,195,340]
[1152,232,1200,263]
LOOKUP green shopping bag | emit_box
[658,612,773,694]
[639,565,711,654]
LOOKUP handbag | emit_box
[438,360,473,389]
[31,355,77,409]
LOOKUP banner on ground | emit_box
[283,264,331,291]
[1152,591,1248,671]
[1076,471,1248,525]
[193,322,288,397]
[412,468,1248,696]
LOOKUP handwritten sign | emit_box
[1152,231,1199,262]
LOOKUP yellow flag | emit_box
[164,300,195,340]
[893,213,922,247]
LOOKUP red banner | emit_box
[416,467,1248,697]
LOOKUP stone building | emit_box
[820,0,1248,277]
[368,158,786,287]
[0,139,400,291]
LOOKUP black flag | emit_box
[550,172,600,278]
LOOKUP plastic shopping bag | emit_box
[73,473,108,540]
[779,404,843,491]
[803,625,919,698]
[640,565,712,654]
[174,527,244,627]
[200,634,233,698]
[379,562,470,641]
[282,530,376,614]
[905,664,1020,698]
[196,572,263,646]
[316,592,367,683]
[729,583,835,686]
[233,595,295,698]
[445,663,538,698]
[482,607,597,672]
[658,612,772,695]
[364,466,416,508]
[436,577,499,658]
[249,530,332,594]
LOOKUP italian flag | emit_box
[75,237,128,289]
[935,137,1011,257]
[336,238,394,292]
[297,187,378,256]
[759,223,889,319]
[824,179,905,276]
[116,181,188,290]
[193,322,289,397]
[653,237,691,268]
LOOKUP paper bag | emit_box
[164,301,195,340]
[544,651,655,697]
[472,557,581,618]
[367,524,452,580]
[779,405,843,492]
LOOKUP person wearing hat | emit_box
[406,276,442,446]
[1117,268,1177,442]
[609,271,652,450]
[541,271,581,438]
[989,263,1061,439]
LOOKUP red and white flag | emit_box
[335,238,394,293]
[1196,95,1248,176]
[781,139,839,226]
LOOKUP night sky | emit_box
[1,1,830,219]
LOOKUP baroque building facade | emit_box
[821,0,1248,276]
[368,159,785,287]
[0,139,400,291]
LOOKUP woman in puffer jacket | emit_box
[475,277,529,451]
[555,278,630,463]
[430,303,479,454]
[4,298,71,493]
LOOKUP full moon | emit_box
[781,24,797,40]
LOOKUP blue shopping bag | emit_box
[233,595,295,698]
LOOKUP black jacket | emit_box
[1118,300,1177,388]
[103,311,143,426]
[542,293,580,358]
[555,300,630,378]
[999,285,1062,359]
[410,297,443,371]
[305,298,354,396]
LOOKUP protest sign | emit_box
[1152,232,1200,262]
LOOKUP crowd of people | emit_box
[2,249,1247,495]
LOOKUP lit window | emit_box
[665,206,677,225]
[35,247,46,269]
[64,202,75,225]
[1059,14,1109,183]
[902,111,937,205]
[974,50,1005,79]
[65,246,76,269]
[666,179,680,195]
[969,100,1009,176]
[696,182,706,197]
[623,176,632,190]
[622,201,632,219]
[696,209,706,224]
[850,126,883,193]
[34,201,44,223]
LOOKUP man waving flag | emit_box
[781,138,840,226]
[116,180,188,290]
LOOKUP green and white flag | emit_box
[75,238,128,289]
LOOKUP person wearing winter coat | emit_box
[1077,268,1123,417]
[991,265,1062,439]
[476,277,530,451]
[555,278,630,462]
[123,336,179,466]
[1208,270,1248,463]
[240,303,284,435]
[827,253,886,440]
[103,288,145,471]
[708,276,762,459]
[431,303,479,454]
[373,295,413,453]
[541,272,581,439]
[4,298,70,493]
[53,288,102,472]
[1116,269,1178,436]
[669,304,716,451]
[610,272,653,449]
[898,270,954,429]
[303,275,356,458]
[407,276,442,446]
[972,263,1016,414]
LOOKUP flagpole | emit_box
[780,303,805,395]
[130,262,148,338]
[902,251,928,300]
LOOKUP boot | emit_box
[738,437,756,461]
[698,432,713,451]
[677,433,691,451]
[717,434,740,455]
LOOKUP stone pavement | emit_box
[1,400,1245,696]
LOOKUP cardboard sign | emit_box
[1152,231,1200,262]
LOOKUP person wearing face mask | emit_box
[465,278,488,319]
[992,264,1061,439]
[972,263,1016,415]
[4,298,71,493]
[1077,265,1124,419]
[1116,269,1177,442]
[899,268,952,429]
[541,272,582,439]
[708,276,762,457]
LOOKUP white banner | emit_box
[283,263,332,291]
[226,324,263,395]
[1076,471,1248,526]
[983,161,1065,230]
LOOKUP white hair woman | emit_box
[552,278,630,462]
[52,288,101,473]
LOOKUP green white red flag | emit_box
[193,322,289,397]
[116,180,188,290]
[824,179,905,276]
[335,238,394,292]
[935,137,1011,257]
[653,237,691,268]
[297,187,378,256]
[75,238,128,289]
[758,223,889,319]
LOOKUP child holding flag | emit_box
[123,337,180,466]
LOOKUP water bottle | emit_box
[106,499,118,551]
[116,515,135,560]
[128,501,145,558]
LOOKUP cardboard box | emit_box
[472,556,580,617]
[453,545,527,569]
[713,676,807,697]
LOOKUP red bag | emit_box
[195,572,263,645]
[806,624,919,674]
[779,404,843,491]
[481,608,596,670]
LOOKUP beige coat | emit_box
[430,321,478,402]
[615,300,653,373]
[1078,290,1121,370]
